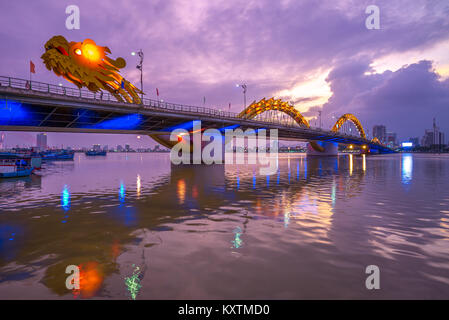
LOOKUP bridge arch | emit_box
[238,98,326,152]
[371,137,382,145]
[331,113,366,139]
[237,98,310,128]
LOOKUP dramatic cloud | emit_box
[0,0,448,147]
[321,60,449,140]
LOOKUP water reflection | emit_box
[331,178,336,207]
[231,226,243,249]
[124,264,142,300]
[76,262,104,299]
[136,175,141,199]
[61,185,70,223]
[349,154,353,175]
[61,185,70,211]
[119,182,125,203]
[1,153,449,299]
[401,153,413,185]
[252,170,256,189]
[177,179,186,204]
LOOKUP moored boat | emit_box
[0,152,42,170]
[85,150,107,156]
[40,149,75,161]
[0,158,34,178]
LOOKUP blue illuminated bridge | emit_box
[0,76,393,153]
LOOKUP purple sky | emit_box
[1,0,448,148]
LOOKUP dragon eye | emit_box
[74,48,82,56]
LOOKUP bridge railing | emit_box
[0,75,311,128]
[0,75,383,144]
[0,75,247,118]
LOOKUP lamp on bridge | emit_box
[131,49,144,102]
[236,83,247,112]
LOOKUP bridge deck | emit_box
[0,76,392,152]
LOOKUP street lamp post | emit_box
[236,83,247,113]
[132,49,144,102]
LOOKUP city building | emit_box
[421,118,445,149]
[125,144,130,152]
[0,132,5,150]
[386,132,397,148]
[409,137,419,147]
[372,125,386,143]
[93,144,101,151]
[36,133,47,151]
[117,145,124,152]
[421,130,433,147]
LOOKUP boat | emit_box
[85,150,107,156]
[0,151,42,170]
[40,149,75,161]
[0,158,34,178]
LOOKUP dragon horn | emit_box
[104,56,126,69]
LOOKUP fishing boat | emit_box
[85,150,107,156]
[40,149,75,161]
[0,158,34,178]
[0,151,42,170]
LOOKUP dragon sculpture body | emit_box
[41,35,142,104]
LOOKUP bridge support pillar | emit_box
[307,141,338,156]
[163,132,226,165]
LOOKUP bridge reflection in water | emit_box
[1,153,449,299]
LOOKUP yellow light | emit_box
[349,145,353,149]
[136,174,141,198]
[362,145,367,149]
[349,154,353,175]
[82,43,100,61]
[75,48,82,56]
[177,179,186,204]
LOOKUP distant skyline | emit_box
[1,0,448,146]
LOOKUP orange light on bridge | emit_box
[349,145,353,149]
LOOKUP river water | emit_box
[0,152,449,299]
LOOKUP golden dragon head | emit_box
[41,35,142,104]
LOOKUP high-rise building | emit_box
[421,130,433,147]
[117,145,124,152]
[0,132,5,150]
[125,144,130,152]
[386,132,397,147]
[36,133,47,151]
[421,118,445,148]
[372,125,386,143]
[93,144,101,151]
